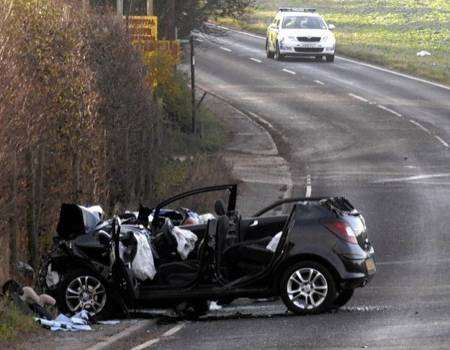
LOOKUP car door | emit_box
[110,217,140,302]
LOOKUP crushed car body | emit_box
[39,184,376,319]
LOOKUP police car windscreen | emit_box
[282,16,327,30]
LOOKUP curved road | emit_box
[154,26,450,349]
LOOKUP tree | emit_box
[155,0,254,39]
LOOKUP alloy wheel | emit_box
[286,267,328,310]
[65,275,107,314]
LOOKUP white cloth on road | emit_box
[35,310,92,332]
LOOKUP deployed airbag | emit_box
[171,226,198,260]
[266,231,282,252]
[129,231,156,281]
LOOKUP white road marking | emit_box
[434,135,449,148]
[282,68,296,75]
[348,93,370,103]
[314,80,325,86]
[219,46,232,52]
[409,119,430,134]
[207,22,265,40]
[337,56,450,91]
[250,57,262,63]
[85,322,150,350]
[207,23,450,91]
[305,175,312,198]
[162,323,186,337]
[130,338,160,350]
[374,173,450,183]
[377,257,450,266]
[130,323,186,350]
[376,104,403,117]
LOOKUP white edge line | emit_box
[348,93,369,103]
[207,23,450,91]
[337,56,450,91]
[85,322,150,350]
[282,68,296,75]
[377,104,402,117]
[434,135,449,148]
[219,46,232,52]
[162,323,186,338]
[305,175,312,198]
[130,338,160,350]
[408,119,430,134]
[250,57,262,63]
[314,80,325,86]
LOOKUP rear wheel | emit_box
[326,54,335,63]
[280,261,336,315]
[333,289,354,309]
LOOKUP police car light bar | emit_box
[278,7,317,13]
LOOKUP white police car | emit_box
[266,8,336,62]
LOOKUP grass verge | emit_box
[217,0,450,84]
[0,299,39,344]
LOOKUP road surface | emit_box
[143,25,450,349]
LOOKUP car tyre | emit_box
[280,261,336,315]
[326,54,335,63]
[332,289,354,309]
[274,42,284,61]
[266,40,274,59]
[57,269,114,320]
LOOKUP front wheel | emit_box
[266,40,274,59]
[274,42,284,61]
[326,54,335,63]
[57,269,113,319]
[280,261,336,315]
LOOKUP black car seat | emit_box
[215,215,230,277]
[223,236,275,275]
[156,219,216,287]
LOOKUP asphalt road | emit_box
[143,25,450,349]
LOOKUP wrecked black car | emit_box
[39,184,376,319]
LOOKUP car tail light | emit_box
[324,220,358,244]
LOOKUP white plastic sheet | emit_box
[266,231,283,252]
[171,226,198,260]
[131,231,156,281]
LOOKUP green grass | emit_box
[0,299,39,343]
[217,0,450,84]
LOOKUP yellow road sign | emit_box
[125,16,158,41]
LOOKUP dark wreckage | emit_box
[39,184,376,319]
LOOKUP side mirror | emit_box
[328,24,335,30]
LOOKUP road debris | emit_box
[416,50,431,57]
[35,310,92,332]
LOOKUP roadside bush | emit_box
[0,0,232,286]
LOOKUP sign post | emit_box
[117,0,123,16]
[190,34,196,134]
